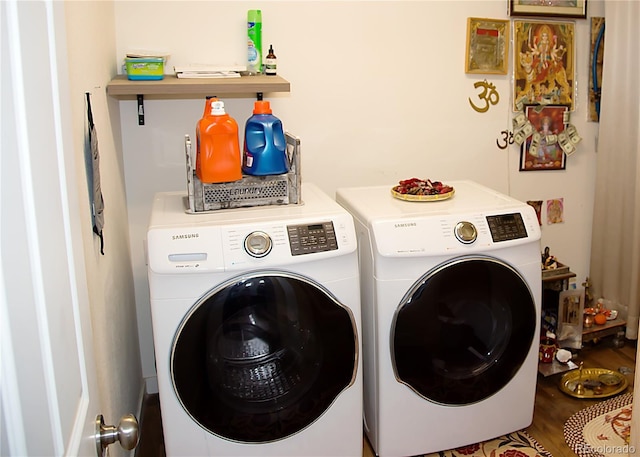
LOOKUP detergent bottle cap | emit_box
[202,96,219,116]
[253,100,272,115]
[211,100,226,115]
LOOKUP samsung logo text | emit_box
[172,233,200,241]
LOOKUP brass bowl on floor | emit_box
[559,367,628,399]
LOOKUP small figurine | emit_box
[541,246,549,265]
[545,257,558,269]
[541,246,557,270]
[582,277,593,308]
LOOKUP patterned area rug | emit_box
[423,431,552,457]
[564,392,633,457]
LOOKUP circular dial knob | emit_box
[244,231,273,257]
[454,221,477,244]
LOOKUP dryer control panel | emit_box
[287,222,339,256]
[486,213,528,242]
[371,207,540,257]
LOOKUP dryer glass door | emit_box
[170,271,358,443]
[392,256,536,405]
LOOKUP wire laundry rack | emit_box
[184,132,301,213]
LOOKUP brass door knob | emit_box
[95,413,139,457]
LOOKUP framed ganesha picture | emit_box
[513,20,575,110]
[519,104,568,171]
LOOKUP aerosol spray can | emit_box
[247,10,262,75]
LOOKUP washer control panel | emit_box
[287,221,338,256]
[486,213,528,242]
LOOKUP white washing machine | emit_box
[146,183,362,457]
[336,180,541,457]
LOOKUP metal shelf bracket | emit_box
[137,94,144,125]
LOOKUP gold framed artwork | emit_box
[509,0,587,19]
[465,18,509,75]
[513,20,575,110]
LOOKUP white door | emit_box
[1,1,119,455]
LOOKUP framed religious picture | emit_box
[526,200,543,225]
[557,288,584,349]
[509,0,587,19]
[465,18,509,74]
[513,20,575,110]
[519,104,569,171]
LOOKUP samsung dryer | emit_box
[336,180,541,457]
[146,183,362,456]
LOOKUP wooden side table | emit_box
[582,319,626,347]
[542,270,577,291]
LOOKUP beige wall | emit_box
[111,1,603,387]
[64,2,143,448]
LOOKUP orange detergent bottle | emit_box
[196,98,242,183]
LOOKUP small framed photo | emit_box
[509,0,587,19]
[557,289,584,349]
[465,18,509,75]
[519,104,569,171]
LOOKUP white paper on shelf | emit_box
[176,72,241,79]
[174,64,246,74]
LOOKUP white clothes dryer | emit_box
[146,183,362,457]
[336,180,541,457]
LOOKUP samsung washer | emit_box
[146,183,362,456]
[336,180,541,457]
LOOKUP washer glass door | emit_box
[392,256,536,405]
[171,271,358,443]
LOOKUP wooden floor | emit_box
[136,338,636,457]
[524,339,636,457]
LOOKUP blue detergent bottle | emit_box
[243,100,289,176]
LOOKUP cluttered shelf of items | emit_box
[539,247,627,378]
[107,51,289,99]
[106,51,290,127]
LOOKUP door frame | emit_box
[1,1,102,455]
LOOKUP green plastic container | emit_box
[125,57,164,80]
[247,10,262,74]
